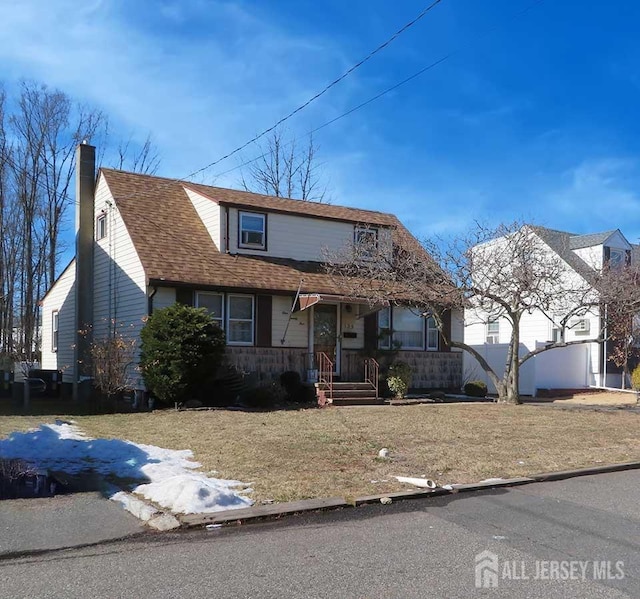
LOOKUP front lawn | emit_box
[2,403,639,503]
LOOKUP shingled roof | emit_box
[100,168,427,294]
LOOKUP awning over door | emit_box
[297,293,389,316]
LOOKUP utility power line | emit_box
[184,0,445,180]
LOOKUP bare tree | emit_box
[240,128,328,202]
[113,132,160,174]
[326,221,639,404]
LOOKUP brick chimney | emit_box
[73,142,95,401]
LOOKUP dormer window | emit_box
[355,226,378,259]
[239,212,266,250]
[609,248,624,269]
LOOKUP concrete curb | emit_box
[178,461,640,529]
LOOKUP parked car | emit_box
[25,378,46,394]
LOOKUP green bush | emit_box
[140,304,226,404]
[241,382,285,409]
[632,365,640,390]
[386,361,412,398]
[464,380,488,397]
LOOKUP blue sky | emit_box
[1,0,640,246]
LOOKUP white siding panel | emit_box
[573,245,603,270]
[185,188,221,249]
[341,304,364,349]
[41,261,76,383]
[272,295,308,347]
[228,207,358,261]
[93,174,148,388]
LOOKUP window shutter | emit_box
[256,295,272,347]
[604,247,610,263]
[440,310,451,352]
[626,249,632,265]
[176,288,193,306]
[364,312,378,350]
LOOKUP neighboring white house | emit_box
[41,144,463,400]
[463,226,637,395]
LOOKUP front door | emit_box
[313,304,340,374]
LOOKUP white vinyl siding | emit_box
[271,295,308,347]
[93,174,148,389]
[41,260,76,382]
[185,188,221,249]
[227,207,390,262]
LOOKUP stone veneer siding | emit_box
[225,346,307,382]
[343,349,462,390]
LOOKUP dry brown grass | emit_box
[3,403,638,503]
[550,390,638,406]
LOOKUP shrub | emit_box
[241,382,285,409]
[464,380,488,397]
[386,361,412,398]
[140,304,226,404]
[632,365,640,391]
[279,370,302,395]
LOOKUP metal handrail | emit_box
[364,357,379,399]
[316,351,334,401]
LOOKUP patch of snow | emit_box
[0,422,253,515]
[378,448,390,458]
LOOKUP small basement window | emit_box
[96,213,107,240]
[239,212,266,250]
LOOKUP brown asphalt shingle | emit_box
[100,168,429,294]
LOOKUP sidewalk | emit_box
[0,491,146,557]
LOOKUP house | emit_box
[463,225,638,395]
[41,143,463,402]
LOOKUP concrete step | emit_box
[327,389,378,399]
[315,382,375,390]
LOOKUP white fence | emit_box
[463,343,591,396]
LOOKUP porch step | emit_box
[314,381,379,406]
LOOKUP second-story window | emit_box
[239,212,266,250]
[355,226,378,260]
[96,213,107,240]
[486,319,500,344]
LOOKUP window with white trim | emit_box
[227,294,254,345]
[378,307,435,351]
[486,319,499,344]
[377,306,391,349]
[196,292,224,329]
[426,316,439,351]
[96,213,107,240]
[239,212,266,250]
[52,311,59,352]
[354,226,378,260]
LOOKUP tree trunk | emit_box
[497,317,522,404]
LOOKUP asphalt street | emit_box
[1,470,640,598]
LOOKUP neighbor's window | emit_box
[239,212,266,250]
[196,292,224,328]
[426,316,439,351]
[227,294,254,345]
[355,226,378,260]
[96,213,107,240]
[609,248,624,269]
[52,310,59,352]
[486,319,500,344]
